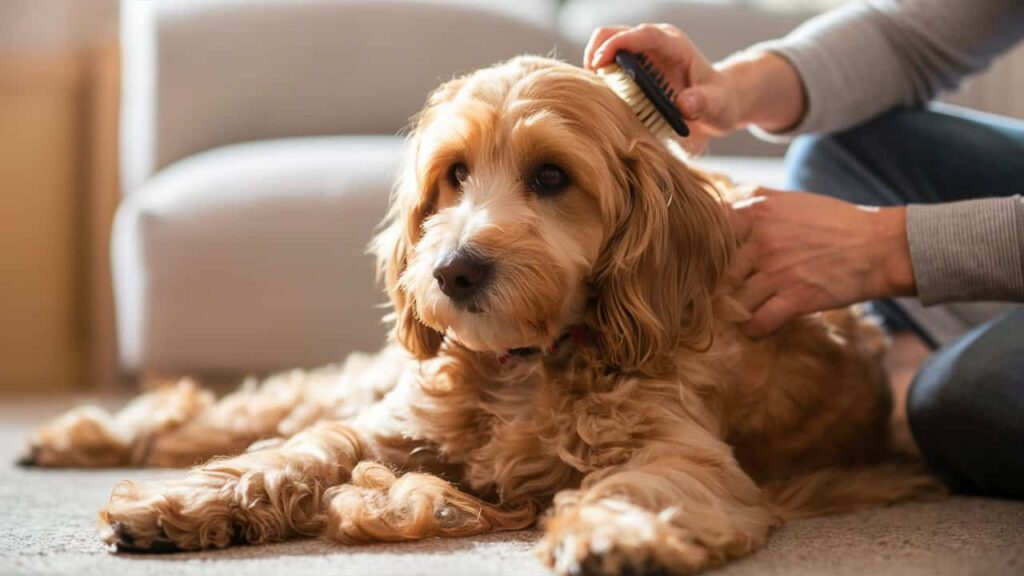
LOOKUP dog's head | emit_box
[374,56,732,373]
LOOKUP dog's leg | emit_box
[319,356,542,544]
[100,420,365,552]
[19,348,407,468]
[322,461,538,543]
[538,434,778,575]
[97,409,534,553]
[18,378,218,468]
[95,349,467,553]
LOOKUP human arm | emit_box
[584,24,807,148]
[586,1,1023,142]
[747,0,1024,138]
[727,190,914,337]
[907,197,1024,305]
[729,191,1024,337]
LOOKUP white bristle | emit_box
[597,64,676,142]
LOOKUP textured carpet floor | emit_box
[2,397,1022,576]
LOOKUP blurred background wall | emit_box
[0,0,120,392]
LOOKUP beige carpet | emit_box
[2,397,1022,576]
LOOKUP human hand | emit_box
[727,189,916,337]
[585,23,741,151]
[584,23,807,148]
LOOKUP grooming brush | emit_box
[598,51,689,140]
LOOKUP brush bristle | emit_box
[598,64,677,142]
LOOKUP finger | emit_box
[734,271,776,315]
[744,296,800,338]
[590,24,689,70]
[584,26,628,70]
[726,242,758,283]
[677,88,704,120]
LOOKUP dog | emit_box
[20,56,943,575]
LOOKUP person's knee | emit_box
[907,313,1024,496]
[906,350,986,492]
[908,331,1017,437]
[907,351,977,443]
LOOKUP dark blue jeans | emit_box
[785,104,1024,499]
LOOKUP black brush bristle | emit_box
[614,51,689,137]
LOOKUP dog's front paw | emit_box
[103,520,185,554]
[98,477,238,553]
[98,449,331,553]
[18,406,129,468]
[538,497,711,576]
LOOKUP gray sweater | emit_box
[754,0,1024,305]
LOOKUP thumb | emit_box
[744,296,798,339]
[677,88,705,120]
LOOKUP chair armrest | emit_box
[113,136,402,373]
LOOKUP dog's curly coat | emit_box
[21,57,942,574]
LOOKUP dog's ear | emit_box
[372,79,470,359]
[591,139,733,374]
[373,165,443,359]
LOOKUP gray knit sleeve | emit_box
[746,0,1024,141]
[907,196,1024,304]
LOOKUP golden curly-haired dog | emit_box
[21,56,942,575]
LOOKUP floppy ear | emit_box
[591,139,733,374]
[372,79,468,359]
[372,160,443,359]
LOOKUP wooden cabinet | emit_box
[0,44,120,392]
[0,56,85,391]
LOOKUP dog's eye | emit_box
[447,162,469,189]
[531,164,570,196]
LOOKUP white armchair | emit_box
[113,0,797,379]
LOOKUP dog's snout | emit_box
[433,251,492,303]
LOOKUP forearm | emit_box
[867,198,1024,305]
[718,51,806,134]
[859,198,1024,305]
[907,197,1024,304]
[872,206,917,300]
[731,0,1022,139]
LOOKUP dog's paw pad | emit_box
[15,444,40,467]
[107,521,182,554]
[577,552,670,576]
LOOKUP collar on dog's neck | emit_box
[497,325,594,365]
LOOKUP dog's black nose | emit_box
[433,251,492,303]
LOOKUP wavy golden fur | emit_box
[21,57,943,574]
